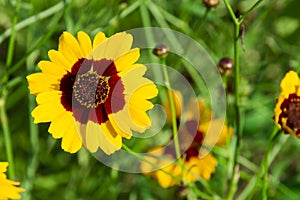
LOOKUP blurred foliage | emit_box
[0,0,300,199]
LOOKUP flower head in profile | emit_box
[27,31,158,155]
[274,71,300,138]
[141,92,232,188]
[0,162,24,199]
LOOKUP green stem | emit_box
[160,57,187,184]
[5,0,21,68]
[223,0,239,25]
[237,129,283,200]
[262,128,281,200]
[0,1,65,44]
[239,0,264,23]
[160,57,181,160]
[196,7,210,31]
[296,62,300,74]
[122,144,181,181]
[0,97,15,179]
[223,0,266,198]
[22,29,40,199]
[0,0,21,180]
[227,18,241,200]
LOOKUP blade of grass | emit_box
[156,6,192,34]
[0,1,66,44]
[0,0,21,180]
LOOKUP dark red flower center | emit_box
[73,71,110,108]
[59,58,125,125]
[278,93,300,135]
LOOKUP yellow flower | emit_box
[274,70,300,138]
[141,93,232,188]
[27,31,158,155]
[142,146,218,188]
[156,154,217,188]
[0,162,24,200]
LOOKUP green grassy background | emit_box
[1,0,300,199]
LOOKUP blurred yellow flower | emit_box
[141,134,218,188]
[27,31,158,155]
[0,162,24,200]
[274,70,300,138]
[141,92,232,188]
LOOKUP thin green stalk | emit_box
[160,57,186,184]
[296,63,300,73]
[0,0,21,180]
[139,0,151,28]
[223,0,239,25]
[22,91,39,200]
[22,29,40,199]
[122,144,181,181]
[262,128,281,200]
[5,0,21,68]
[223,0,266,198]
[226,12,241,200]
[237,129,284,200]
[160,57,181,160]
[239,0,264,22]
[242,128,280,200]
[0,97,15,179]
[0,1,65,44]
[195,7,210,31]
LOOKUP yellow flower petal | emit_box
[32,93,66,123]
[280,70,299,96]
[48,50,73,71]
[200,119,233,146]
[185,154,217,181]
[35,90,61,105]
[26,73,60,95]
[0,162,24,199]
[164,90,183,122]
[121,64,146,92]
[58,31,84,63]
[61,121,82,153]
[84,121,122,155]
[49,111,73,139]
[108,113,132,139]
[0,162,8,173]
[92,32,107,49]
[38,60,67,77]
[274,95,285,128]
[0,179,24,199]
[114,48,140,72]
[77,31,92,57]
[156,164,179,188]
[118,65,158,132]
[92,32,133,60]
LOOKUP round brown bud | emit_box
[203,0,220,8]
[218,57,234,76]
[119,1,128,10]
[152,44,169,58]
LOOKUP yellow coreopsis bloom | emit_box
[27,31,158,155]
[0,162,24,200]
[274,70,300,137]
[141,92,232,188]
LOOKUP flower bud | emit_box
[119,1,128,10]
[218,57,234,76]
[152,44,169,58]
[203,0,220,8]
